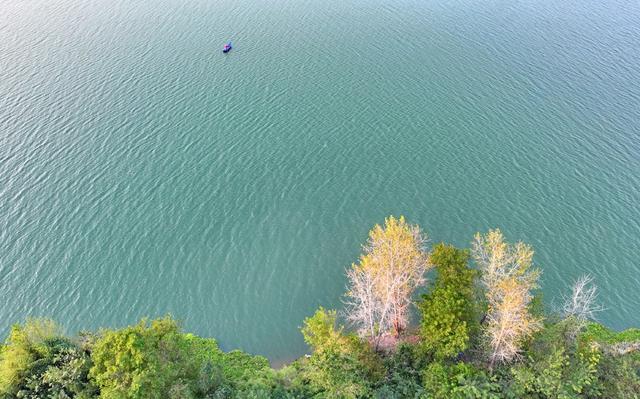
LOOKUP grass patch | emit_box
[582,323,640,344]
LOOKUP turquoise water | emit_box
[1,0,639,362]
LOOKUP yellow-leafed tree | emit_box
[472,229,542,369]
[345,216,431,344]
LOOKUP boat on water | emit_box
[223,42,232,53]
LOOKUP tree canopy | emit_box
[1,218,638,398]
[418,243,478,360]
[345,216,431,342]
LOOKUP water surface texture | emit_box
[1,0,639,361]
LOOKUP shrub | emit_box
[298,308,383,398]
[506,320,601,398]
[422,361,500,399]
[595,352,640,399]
[373,343,425,398]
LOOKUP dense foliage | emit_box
[1,218,639,398]
[418,243,478,360]
[0,319,95,398]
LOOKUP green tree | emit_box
[89,316,276,399]
[219,350,282,397]
[0,318,96,398]
[418,243,478,359]
[298,308,383,398]
[90,316,209,398]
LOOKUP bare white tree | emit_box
[484,279,539,367]
[344,216,430,345]
[562,274,603,340]
[472,229,542,369]
[345,266,378,339]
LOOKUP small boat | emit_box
[223,42,232,53]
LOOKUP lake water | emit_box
[1,0,639,362]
